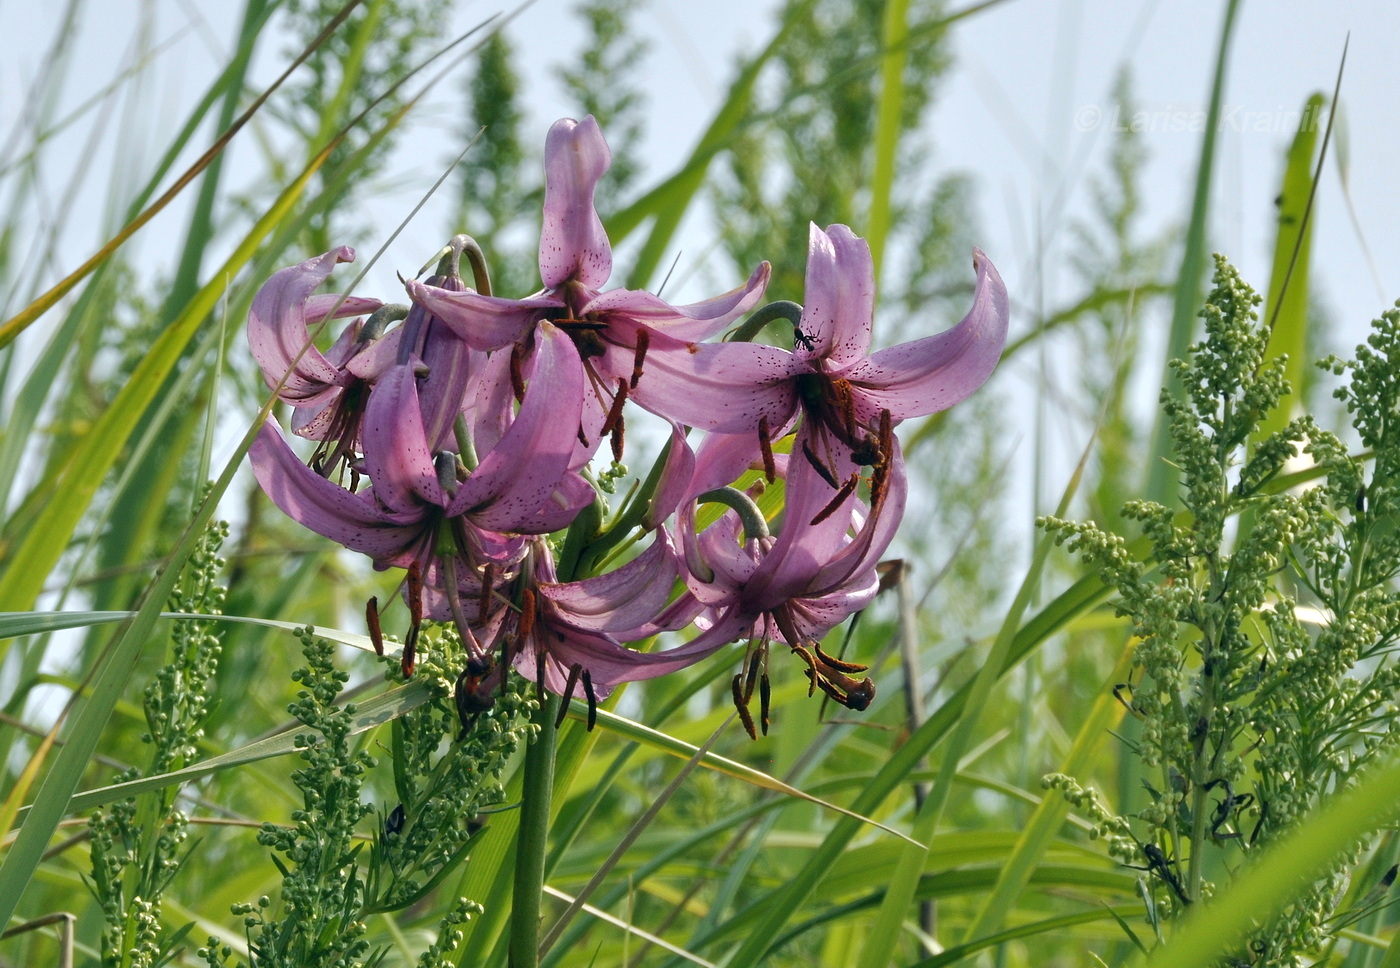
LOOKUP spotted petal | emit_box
[248,247,383,401]
[797,224,875,367]
[840,247,1009,420]
[540,116,612,290]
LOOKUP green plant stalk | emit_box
[511,695,560,968]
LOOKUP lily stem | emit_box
[510,692,559,968]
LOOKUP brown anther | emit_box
[610,417,626,462]
[402,625,418,678]
[366,597,384,657]
[556,663,584,728]
[810,473,860,526]
[840,383,859,438]
[600,378,629,461]
[812,659,876,711]
[789,642,819,697]
[581,669,598,731]
[759,673,771,735]
[535,649,548,703]
[600,379,629,436]
[875,559,905,593]
[814,642,868,674]
[758,416,777,483]
[407,562,424,625]
[577,426,590,447]
[509,343,527,402]
[733,673,758,740]
[517,587,537,643]
[744,649,763,701]
[630,329,650,389]
[801,440,841,489]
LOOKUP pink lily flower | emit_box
[462,532,704,720]
[631,223,1008,482]
[403,116,771,459]
[648,430,909,735]
[247,246,400,474]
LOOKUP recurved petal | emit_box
[641,423,696,530]
[809,440,908,595]
[248,248,378,399]
[797,224,875,367]
[584,261,772,343]
[362,362,446,512]
[840,247,1009,420]
[540,116,612,290]
[447,323,588,531]
[538,530,681,632]
[248,421,427,561]
[626,336,804,434]
[403,281,554,351]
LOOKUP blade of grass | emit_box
[960,636,1135,947]
[911,907,1143,968]
[1144,752,1400,968]
[1143,0,1242,508]
[539,715,737,957]
[0,0,362,349]
[855,400,1102,968]
[865,0,910,282]
[11,677,434,823]
[1258,91,1323,435]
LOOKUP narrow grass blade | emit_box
[12,678,434,823]
[961,637,1135,945]
[1258,92,1324,441]
[910,907,1143,968]
[854,407,1101,968]
[578,704,920,847]
[1144,753,1400,968]
[0,0,362,349]
[865,0,910,281]
[1144,0,1242,508]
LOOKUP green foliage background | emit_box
[3,1,1400,966]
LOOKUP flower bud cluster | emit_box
[249,115,1008,735]
[1045,256,1400,964]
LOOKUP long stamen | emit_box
[366,597,384,657]
[814,641,868,674]
[758,416,777,483]
[403,562,424,677]
[518,587,537,642]
[630,329,650,389]
[581,669,598,731]
[733,673,757,740]
[478,562,497,623]
[600,378,629,461]
[810,473,860,526]
[556,663,584,728]
[509,343,527,402]
[790,642,819,697]
[801,440,841,489]
[440,555,488,665]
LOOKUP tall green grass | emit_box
[2,2,1398,966]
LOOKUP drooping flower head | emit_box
[404,116,772,461]
[631,223,1009,488]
